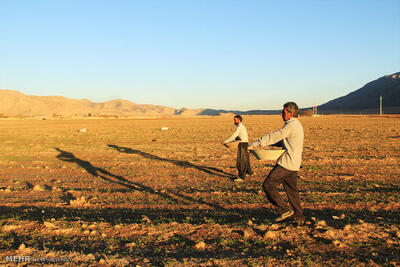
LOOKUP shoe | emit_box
[234,178,244,182]
[247,171,253,175]
[275,210,294,222]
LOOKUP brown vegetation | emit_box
[0,115,399,265]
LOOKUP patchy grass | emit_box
[0,115,399,265]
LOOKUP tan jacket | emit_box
[250,118,304,171]
[224,123,249,143]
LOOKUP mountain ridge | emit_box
[1,72,399,117]
[316,72,400,114]
[0,89,179,117]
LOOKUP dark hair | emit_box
[234,115,243,122]
[284,102,299,117]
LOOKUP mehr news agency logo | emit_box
[4,255,73,263]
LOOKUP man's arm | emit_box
[223,126,240,144]
[249,124,291,149]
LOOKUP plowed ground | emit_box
[0,115,399,266]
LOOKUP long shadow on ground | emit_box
[54,148,228,211]
[0,206,274,225]
[52,147,400,228]
[33,148,399,265]
[107,144,235,179]
[0,205,398,227]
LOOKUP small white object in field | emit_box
[161,127,168,131]
[78,128,87,133]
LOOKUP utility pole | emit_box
[312,104,318,116]
[380,96,383,116]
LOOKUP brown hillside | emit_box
[0,89,181,117]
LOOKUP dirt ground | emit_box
[0,115,399,266]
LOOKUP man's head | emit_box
[233,115,243,125]
[282,102,299,122]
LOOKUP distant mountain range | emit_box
[316,72,400,114]
[226,72,400,115]
[1,72,399,117]
[0,89,231,118]
[232,72,400,115]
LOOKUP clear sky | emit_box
[1,0,399,110]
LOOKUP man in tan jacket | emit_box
[249,102,305,225]
[223,115,253,182]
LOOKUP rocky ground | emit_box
[0,115,399,266]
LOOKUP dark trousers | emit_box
[263,165,304,219]
[236,142,252,179]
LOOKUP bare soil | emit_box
[0,115,399,266]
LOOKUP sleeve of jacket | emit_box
[250,124,292,147]
[224,126,241,144]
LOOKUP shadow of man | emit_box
[54,147,227,210]
[55,147,135,187]
[107,144,235,179]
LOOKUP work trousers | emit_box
[236,142,252,179]
[263,165,304,219]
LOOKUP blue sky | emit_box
[1,0,399,110]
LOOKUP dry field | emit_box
[0,115,399,266]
